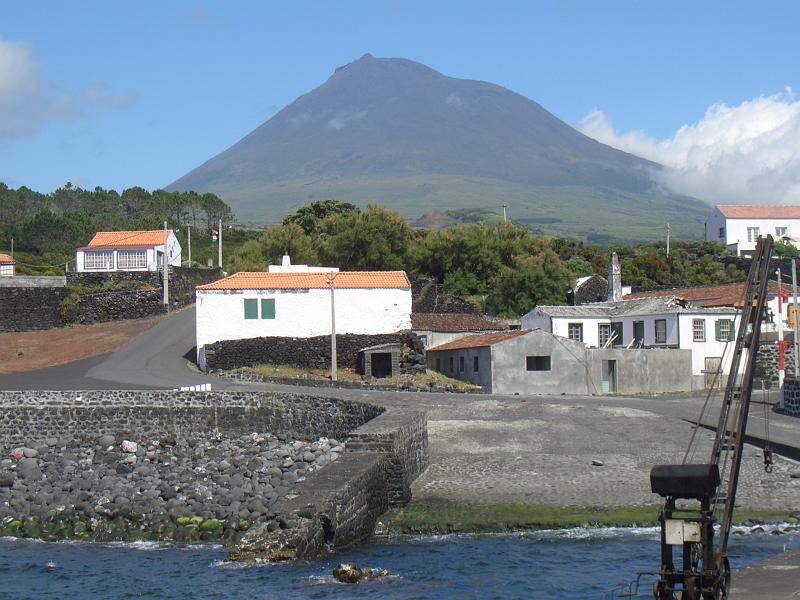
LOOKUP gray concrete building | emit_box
[427,329,693,395]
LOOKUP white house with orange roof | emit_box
[705,204,800,256]
[195,257,412,369]
[75,230,181,272]
[0,253,15,277]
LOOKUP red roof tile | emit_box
[716,204,800,219]
[197,271,410,290]
[86,230,170,248]
[411,313,506,332]
[0,253,15,264]
[427,330,530,351]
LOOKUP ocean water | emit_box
[0,525,796,600]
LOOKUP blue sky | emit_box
[2,1,800,201]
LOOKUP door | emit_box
[704,357,722,389]
[601,360,618,393]
[633,321,645,347]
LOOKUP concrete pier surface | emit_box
[731,547,800,599]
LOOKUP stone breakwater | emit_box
[0,391,429,559]
[0,432,342,543]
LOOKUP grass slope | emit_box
[222,175,708,244]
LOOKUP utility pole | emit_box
[163,221,169,310]
[778,268,784,407]
[793,259,799,382]
[10,238,13,258]
[218,218,222,269]
[666,223,671,256]
[329,270,337,381]
[187,224,192,267]
[502,203,508,222]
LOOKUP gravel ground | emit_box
[404,396,800,508]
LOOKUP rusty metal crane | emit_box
[648,234,774,600]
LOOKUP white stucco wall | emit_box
[705,206,800,255]
[75,232,181,272]
[676,313,740,377]
[196,286,412,353]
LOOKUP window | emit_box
[655,319,667,344]
[84,251,113,270]
[633,320,645,346]
[611,322,624,346]
[526,356,551,371]
[449,357,454,373]
[473,356,479,372]
[776,226,788,238]
[459,356,465,372]
[747,227,760,243]
[261,298,275,319]
[693,319,706,342]
[243,299,258,320]
[715,319,734,341]
[598,323,612,347]
[0,264,13,277]
[718,227,725,239]
[568,323,583,342]
[117,249,146,269]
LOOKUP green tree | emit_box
[320,204,412,270]
[486,251,574,317]
[283,199,359,234]
[227,223,319,272]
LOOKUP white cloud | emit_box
[578,90,800,203]
[0,38,138,140]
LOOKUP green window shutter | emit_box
[727,319,735,341]
[244,299,258,320]
[715,320,722,341]
[261,298,275,319]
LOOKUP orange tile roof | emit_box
[86,230,170,248]
[716,204,800,219]
[0,253,15,264]
[624,281,781,307]
[427,330,530,351]
[197,271,411,290]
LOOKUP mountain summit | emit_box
[168,55,707,241]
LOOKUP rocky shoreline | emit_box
[0,431,343,544]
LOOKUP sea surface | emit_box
[0,525,797,600]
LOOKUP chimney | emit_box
[608,252,622,302]
[282,252,291,268]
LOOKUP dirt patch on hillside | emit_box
[0,317,163,374]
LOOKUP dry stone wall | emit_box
[205,331,426,373]
[782,377,800,418]
[0,287,70,332]
[0,390,383,446]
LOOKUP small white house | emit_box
[195,268,412,369]
[705,204,800,256]
[521,297,741,388]
[75,230,181,272]
[0,253,15,277]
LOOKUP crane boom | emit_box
[649,235,774,600]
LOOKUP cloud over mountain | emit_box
[579,90,800,203]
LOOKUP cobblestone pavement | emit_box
[398,395,800,508]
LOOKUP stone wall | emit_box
[781,376,800,418]
[205,331,426,374]
[0,287,70,332]
[64,289,166,324]
[0,390,383,446]
[229,408,429,562]
[410,277,479,314]
[0,276,66,288]
[755,336,797,387]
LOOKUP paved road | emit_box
[0,307,214,391]
[731,547,800,599]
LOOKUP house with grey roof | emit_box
[521,297,740,389]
